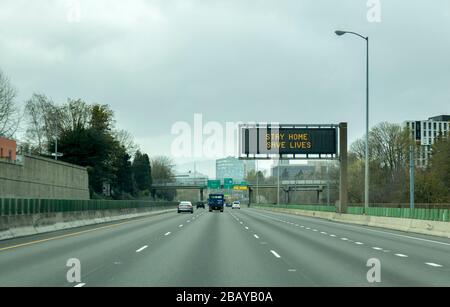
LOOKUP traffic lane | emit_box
[0,209,203,287]
[230,209,392,286]
[0,209,176,250]
[85,208,306,287]
[233,209,449,286]
[251,208,450,269]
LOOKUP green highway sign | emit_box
[207,180,221,189]
[224,178,234,189]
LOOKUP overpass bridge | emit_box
[151,179,337,204]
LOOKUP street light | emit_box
[335,30,370,211]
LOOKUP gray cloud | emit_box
[1,0,449,165]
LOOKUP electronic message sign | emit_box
[240,125,338,159]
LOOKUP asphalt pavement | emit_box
[0,207,449,287]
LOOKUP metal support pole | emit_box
[410,145,415,209]
[364,37,370,211]
[339,123,348,214]
[277,159,280,205]
[256,160,259,204]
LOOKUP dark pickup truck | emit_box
[208,194,225,212]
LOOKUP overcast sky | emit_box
[1,0,449,176]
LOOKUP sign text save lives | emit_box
[241,126,337,156]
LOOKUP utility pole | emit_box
[55,137,58,160]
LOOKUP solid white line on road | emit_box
[425,262,443,267]
[270,250,281,258]
[179,225,183,228]
[395,254,408,258]
[254,234,259,239]
[165,232,171,236]
[74,283,86,287]
[136,245,148,253]
[355,242,364,245]
[372,247,383,251]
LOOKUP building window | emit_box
[429,122,432,130]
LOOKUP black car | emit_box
[196,201,205,209]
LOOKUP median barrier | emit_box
[254,205,450,239]
[0,201,177,241]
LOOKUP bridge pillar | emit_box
[200,189,204,202]
[248,188,253,206]
[339,122,348,213]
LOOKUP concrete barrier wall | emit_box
[0,206,177,241]
[255,206,450,239]
[0,154,89,199]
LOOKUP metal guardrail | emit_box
[0,198,178,216]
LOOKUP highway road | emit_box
[0,208,449,287]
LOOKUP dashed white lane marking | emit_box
[295,224,299,227]
[270,250,281,258]
[187,220,191,223]
[372,247,383,251]
[254,234,260,239]
[240,222,243,224]
[306,227,311,230]
[329,234,336,237]
[395,254,408,258]
[341,238,349,241]
[164,232,171,236]
[136,245,148,253]
[74,283,86,287]
[425,262,443,267]
[320,232,327,235]
[312,229,318,232]
[300,225,305,228]
[179,224,183,228]
[288,269,297,272]
[245,226,249,230]
[355,242,364,245]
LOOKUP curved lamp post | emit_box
[335,30,370,211]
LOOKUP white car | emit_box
[178,201,194,214]
[232,201,241,209]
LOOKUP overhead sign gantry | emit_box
[239,123,348,213]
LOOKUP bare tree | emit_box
[24,93,55,154]
[0,70,20,137]
[115,129,139,156]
